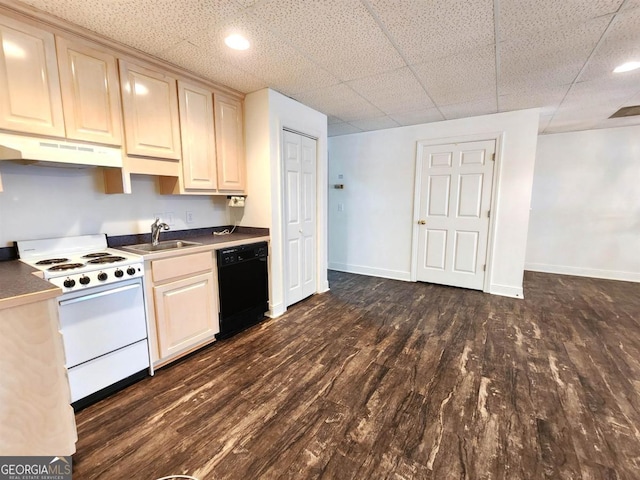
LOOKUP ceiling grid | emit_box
[11,0,640,136]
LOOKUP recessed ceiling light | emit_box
[224,34,250,51]
[613,61,640,73]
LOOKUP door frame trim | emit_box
[410,132,505,293]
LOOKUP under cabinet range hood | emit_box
[0,132,124,168]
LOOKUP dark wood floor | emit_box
[73,271,640,480]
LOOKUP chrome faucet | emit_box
[151,218,170,246]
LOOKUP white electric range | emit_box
[17,234,152,410]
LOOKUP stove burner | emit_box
[36,258,70,266]
[87,256,126,265]
[82,252,112,259]
[48,263,85,271]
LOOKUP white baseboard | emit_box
[267,302,286,318]
[489,284,524,299]
[328,262,411,282]
[317,279,330,293]
[525,263,640,283]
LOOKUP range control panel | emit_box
[51,262,144,292]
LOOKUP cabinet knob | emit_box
[418,220,426,225]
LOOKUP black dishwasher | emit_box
[216,242,269,339]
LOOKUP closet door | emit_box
[283,130,317,306]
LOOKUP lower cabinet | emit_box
[146,251,219,366]
[0,298,77,455]
[154,271,217,359]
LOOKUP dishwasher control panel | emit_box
[218,242,268,266]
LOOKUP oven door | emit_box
[57,278,150,403]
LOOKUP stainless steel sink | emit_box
[122,240,202,253]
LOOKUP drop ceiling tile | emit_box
[346,67,434,115]
[498,85,570,116]
[19,0,244,55]
[348,116,400,132]
[563,75,640,110]
[366,0,495,65]
[412,45,496,106]
[328,123,363,137]
[592,87,640,130]
[544,112,604,133]
[622,0,640,9]
[389,107,445,126]
[577,8,640,82]
[499,16,611,95]
[545,78,640,131]
[176,13,339,95]
[440,98,498,120]
[498,0,624,41]
[545,100,623,132]
[293,84,383,121]
[594,116,640,130]
[250,0,405,81]
[159,40,267,93]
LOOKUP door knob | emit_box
[418,220,426,225]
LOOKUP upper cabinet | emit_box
[55,36,122,146]
[178,80,217,191]
[119,60,181,163]
[0,8,246,195]
[0,16,65,137]
[159,83,247,195]
[214,93,245,192]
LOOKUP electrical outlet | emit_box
[186,211,194,224]
[338,203,344,212]
[164,212,174,226]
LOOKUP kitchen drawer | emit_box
[67,339,149,403]
[151,251,213,283]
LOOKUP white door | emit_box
[284,130,317,306]
[414,139,496,290]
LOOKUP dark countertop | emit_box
[0,260,61,310]
[0,226,268,310]
[107,226,269,249]
[115,231,270,260]
[176,231,270,247]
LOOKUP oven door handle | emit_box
[59,283,141,306]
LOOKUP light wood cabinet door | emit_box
[0,16,65,137]
[119,59,181,160]
[214,93,245,192]
[56,36,122,146]
[153,271,218,359]
[178,80,217,190]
